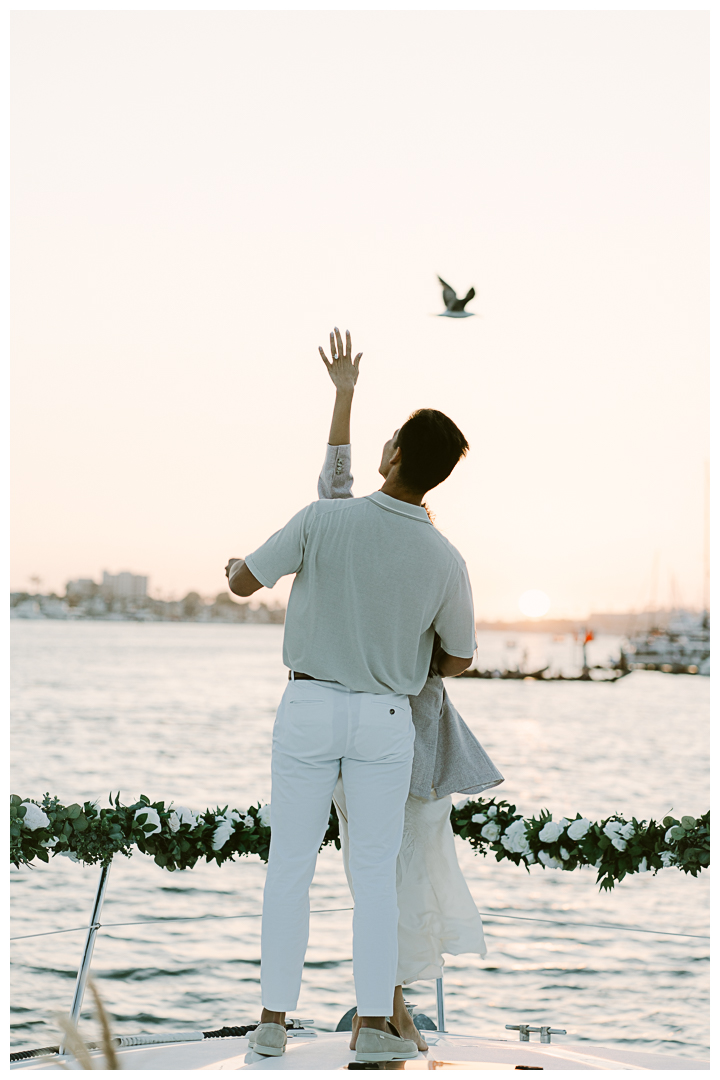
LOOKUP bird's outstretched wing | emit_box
[460,287,476,308]
[438,276,457,310]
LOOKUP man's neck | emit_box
[379,478,426,506]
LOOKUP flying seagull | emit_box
[438,276,476,318]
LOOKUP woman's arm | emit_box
[328,389,354,447]
[318,327,361,499]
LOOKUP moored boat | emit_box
[624,611,709,675]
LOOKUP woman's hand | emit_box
[319,327,362,395]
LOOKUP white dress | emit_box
[318,444,487,985]
[333,777,486,984]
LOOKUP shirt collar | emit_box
[366,491,431,523]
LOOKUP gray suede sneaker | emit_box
[248,1022,287,1056]
[355,1026,419,1062]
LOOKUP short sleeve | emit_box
[244,504,315,589]
[432,562,477,658]
[318,444,354,500]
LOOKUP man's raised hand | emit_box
[225,559,241,581]
[319,327,362,394]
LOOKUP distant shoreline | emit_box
[10,593,700,634]
[9,590,285,625]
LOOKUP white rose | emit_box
[560,847,570,861]
[538,850,561,869]
[637,858,648,872]
[603,820,622,838]
[242,815,254,828]
[471,813,487,825]
[257,804,271,827]
[538,820,565,843]
[611,837,627,852]
[134,806,162,836]
[567,818,591,840]
[454,797,471,811]
[660,851,676,867]
[41,838,57,848]
[20,803,51,831]
[60,850,81,863]
[481,822,501,842]
[168,806,199,833]
[212,811,243,850]
[664,827,676,844]
[525,851,536,864]
[212,820,234,850]
[500,819,530,854]
[487,806,498,817]
[619,821,635,840]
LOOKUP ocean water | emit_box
[10,621,710,1061]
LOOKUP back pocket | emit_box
[352,696,413,761]
[275,689,334,758]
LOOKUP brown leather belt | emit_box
[288,671,316,681]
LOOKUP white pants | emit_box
[261,678,415,1016]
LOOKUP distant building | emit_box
[66,579,97,601]
[101,571,148,601]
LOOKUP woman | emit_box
[318,328,504,1049]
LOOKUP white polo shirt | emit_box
[244,492,477,696]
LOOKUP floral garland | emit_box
[10,793,709,892]
[450,798,709,891]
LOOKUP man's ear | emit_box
[389,446,402,467]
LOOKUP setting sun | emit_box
[518,590,551,618]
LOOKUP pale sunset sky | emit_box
[11,9,709,620]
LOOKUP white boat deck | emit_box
[11,1030,709,1071]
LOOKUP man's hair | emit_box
[395,409,469,493]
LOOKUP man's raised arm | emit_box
[225,558,263,598]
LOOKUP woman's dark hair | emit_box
[395,409,469,493]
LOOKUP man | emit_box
[226,328,476,1063]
